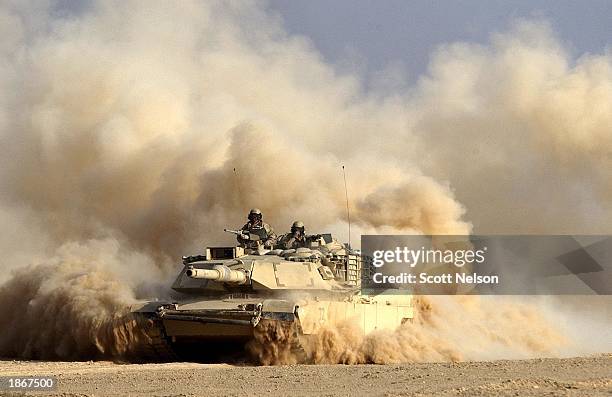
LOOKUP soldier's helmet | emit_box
[248,208,263,222]
[291,220,305,234]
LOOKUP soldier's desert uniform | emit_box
[277,220,321,249]
[237,208,277,248]
[278,233,307,249]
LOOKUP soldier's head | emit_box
[248,208,263,225]
[291,220,305,237]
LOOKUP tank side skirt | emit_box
[161,314,253,326]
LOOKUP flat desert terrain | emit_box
[1,355,610,396]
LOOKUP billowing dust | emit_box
[248,296,566,365]
[0,1,610,363]
[0,242,157,361]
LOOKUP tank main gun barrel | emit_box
[186,265,247,284]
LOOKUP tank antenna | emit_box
[342,165,352,248]
[233,167,244,209]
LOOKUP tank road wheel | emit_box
[130,313,178,362]
[247,319,310,365]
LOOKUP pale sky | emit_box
[267,0,611,83]
[53,0,612,83]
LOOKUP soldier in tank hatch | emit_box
[236,208,277,248]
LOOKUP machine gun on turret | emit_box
[224,228,251,240]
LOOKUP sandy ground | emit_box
[0,355,610,397]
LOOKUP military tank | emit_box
[129,231,414,363]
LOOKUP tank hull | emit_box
[130,294,413,362]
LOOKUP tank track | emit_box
[132,313,178,362]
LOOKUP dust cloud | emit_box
[0,1,609,362]
[249,296,566,365]
[0,240,157,360]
